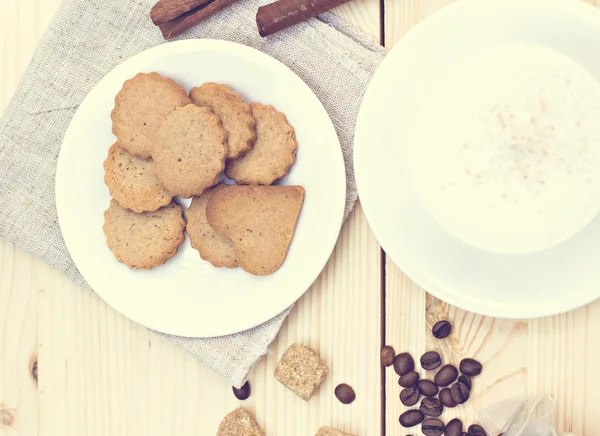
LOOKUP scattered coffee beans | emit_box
[390,336,486,432]
[381,346,396,367]
[419,397,443,417]
[399,371,420,387]
[439,387,457,408]
[467,424,486,436]
[457,374,471,390]
[432,320,452,339]
[422,418,445,436]
[334,383,356,404]
[232,381,251,400]
[400,387,421,406]
[420,351,442,370]
[394,352,415,376]
[399,409,425,427]
[417,379,439,397]
[460,358,482,377]
[445,418,463,436]
[434,364,458,387]
[450,382,470,404]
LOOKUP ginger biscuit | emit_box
[189,83,256,160]
[103,143,173,213]
[186,185,238,269]
[206,185,305,276]
[111,72,191,158]
[225,103,297,185]
[103,200,185,270]
[153,104,227,198]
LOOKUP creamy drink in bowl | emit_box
[407,43,600,253]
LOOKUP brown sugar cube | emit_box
[217,407,264,436]
[315,427,355,436]
[274,343,328,401]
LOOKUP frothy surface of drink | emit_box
[408,43,600,253]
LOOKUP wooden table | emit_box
[1,0,600,434]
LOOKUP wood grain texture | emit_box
[384,2,600,435]
[3,0,600,435]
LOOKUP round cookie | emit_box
[103,200,186,270]
[153,104,227,198]
[225,103,297,185]
[186,185,238,269]
[103,143,173,213]
[189,83,256,160]
[111,72,191,158]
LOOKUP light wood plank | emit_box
[384,2,600,435]
[0,241,39,436]
[529,302,600,435]
[250,203,382,436]
[0,2,382,434]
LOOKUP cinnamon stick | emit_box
[256,0,350,37]
[158,0,240,39]
[151,0,213,25]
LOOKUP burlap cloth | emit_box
[0,0,385,387]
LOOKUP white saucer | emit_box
[56,40,345,337]
[354,0,600,318]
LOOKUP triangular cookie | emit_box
[206,185,305,276]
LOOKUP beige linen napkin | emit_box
[0,0,385,387]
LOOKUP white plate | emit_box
[354,0,600,318]
[56,40,345,337]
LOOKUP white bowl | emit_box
[354,0,600,318]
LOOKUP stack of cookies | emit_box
[103,72,304,275]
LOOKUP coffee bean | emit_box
[420,351,442,370]
[400,387,421,406]
[381,346,395,367]
[432,320,452,339]
[458,374,471,390]
[434,364,458,387]
[419,397,443,417]
[460,358,482,377]
[394,352,415,376]
[232,381,251,400]
[445,418,463,436]
[417,379,439,397]
[399,371,420,387]
[439,387,457,408]
[399,409,424,427]
[450,382,470,404]
[334,383,356,404]
[467,424,486,436]
[422,418,445,436]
